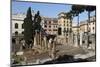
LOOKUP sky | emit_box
[12,0,95,23]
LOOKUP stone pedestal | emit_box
[41,39,44,49]
[69,33,73,46]
[43,37,47,49]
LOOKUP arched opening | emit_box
[15,31,18,35]
[58,27,62,35]
[15,23,18,29]
[12,38,16,43]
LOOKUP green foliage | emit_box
[71,5,85,16]
[85,6,96,12]
[23,7,33,45]
[33,11,42,32]
[66,12,72,19]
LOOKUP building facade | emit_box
[42,17,58,35]
[12,13,25,36]
[79,16,96,49]
[80,16,96,34]
[58,12,72,36]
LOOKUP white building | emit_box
[12,13,26,36]
[12,12,35,36]
[12,13,58,37]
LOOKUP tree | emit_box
[71,5,85,46]
[71,5,85,28]
[23,7,33,46]
[85,6,96,47]
[32,11,42,47]
[33,11,42,33]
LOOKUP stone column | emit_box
[69,33,73,46]
[72,33,74,46]
[33,36,36,47]
[85,34,89,48]
[67,32,72,46]
[41,38,45,50]
[74,34,78,47]
[37,33,39,46]
[92,36,95,50]
[38,33,40,46]
[51,38,56,60]
[68,33,70,46]
[44,37,47,50]
[15,37,20,52]
[48,38,52,57]
[80,32,83,47]
[40,32,42,49]
[36,30,38,46]
[20,40,25,51]
[68,32,70,46]
[15,37,19,45]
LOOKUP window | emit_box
[93,27,94,30]
[44,29,47,31]
[58,27,62,35]
[93,22,94,25]
[70,28,72,32]
[82,41,85,43]
[49,29,51,31]
[49,25,51,28]
[67,24,68,26]
[66,33,68,36]
[64,28,66,30]
[56,25,57,28]
[88,28,91,32]
[44,25,47,28]
[22,23,24,29]
[67,28,68,31]
[22,31,24,34]
[44,21,47,24]
[53,25,55,28]
[15,31,18,35]
[12,38,15,43]
[49,21,51,24]
[89,41,92,44]
[64,20,65,23]
[53,29,57,31]
[66,28,68,32]
[15,23,18,29]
